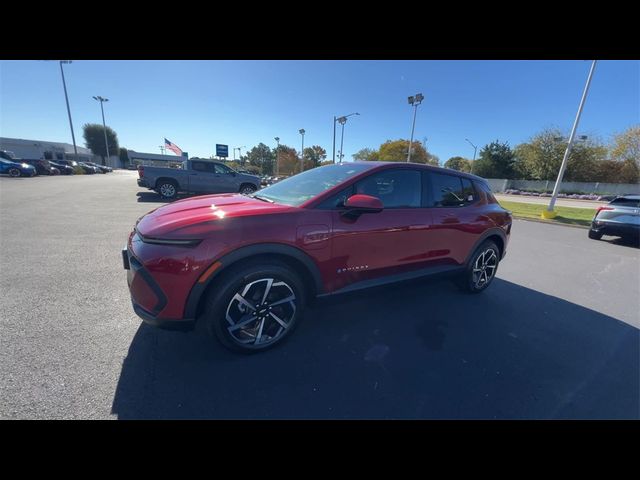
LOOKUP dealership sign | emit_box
[216,144,229,158]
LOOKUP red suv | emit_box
[124,162,512,352]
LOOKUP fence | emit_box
[486,179,640,196]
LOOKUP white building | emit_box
[127,150,187,168]
[0,137,120,167]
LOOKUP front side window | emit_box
[354,169,422,208]
[214,163,232,174]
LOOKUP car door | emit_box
[326,168,433,292]
[425,171,487,265]
[212,163,240,193]
[188,161,218,193]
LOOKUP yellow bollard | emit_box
[541,209,557,219]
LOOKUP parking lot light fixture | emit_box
[59,61,80,164]
[333,113,359,163]
[465,138,477,173]
[544,60,597,219]
[274,137,280,177]
[407,94,424,162]
[92,95,110,165]
[299,129,305,173]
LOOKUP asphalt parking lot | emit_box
[1,170,638,419]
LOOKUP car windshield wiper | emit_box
[251,194,275,203]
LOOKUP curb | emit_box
[512,216,589,230]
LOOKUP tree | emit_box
[119,147,129,168]
[82,123,119,164]
[610,126,640,166]
[275,145,300,176]
[303,145,327,168]
[378,139,438,165]
[245,143,274,175]
[473,140,516,179]
[352,148,379,162]
[444,156,472,172]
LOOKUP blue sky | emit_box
[1,60,638,162]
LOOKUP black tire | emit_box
[157,180,178,199]
[588,229,603,240]
[8,168,20,178]
[239,183,257,195]
[204,262,305,353]
[456,240,500,294]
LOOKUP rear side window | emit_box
[192,161,214,172]
[429,172,467,207]
[474,180,497,204]
[610,198,640,208]
[355,169,422,208]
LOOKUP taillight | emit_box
[138,166,144,178]
[595,206,614,217]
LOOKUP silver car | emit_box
[589,195,640,241]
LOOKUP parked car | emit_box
[77,162,99,174]
[20,159,57,175]
[0,158,37,177]
[84,161,112,173]
[124,161,512,353]
[49,161,75,175]
[588,195,640,241]
[137,159,261,199]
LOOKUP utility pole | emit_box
[59,61,79,163]
[92,95,110,165]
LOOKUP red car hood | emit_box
[136,194,294,238]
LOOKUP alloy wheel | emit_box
[472,248,498,289]
[9,168,20,177]
[160,183,176,198]
[225,277,296,347]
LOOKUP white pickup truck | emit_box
[137,159,261,199]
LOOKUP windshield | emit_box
[254,163,373,206]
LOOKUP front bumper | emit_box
[123,247,195,331]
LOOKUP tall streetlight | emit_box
[274,137,280,176]
[234,146,246,163]
[465,138,477,173]
[543,60,597,219]
[59,61,79,164]
[333,112,359,163]
[299,129,306,173]
[92,96,110,165]
[407,93,424,162]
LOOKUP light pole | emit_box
[158,146,166,155]
[92,96,110,165]
[332,113,359,163]
[299,129,305,173]
[59,61,79,164]
[274,137,280,176]
[407,93,424,162]
[465,138,477,173]
[544,60,597,218]
[234,146,246,164]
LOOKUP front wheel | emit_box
[456,240,500,294]
[204,262,305,353]
[157,181,178,199]
[240,184,257,195]
[8,168,21,178]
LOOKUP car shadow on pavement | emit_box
[136,192,178,203]
[601,236,640,249]
[111,278,639,419]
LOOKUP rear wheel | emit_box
[157,181,178,199]
[204,262,305,353]
[8,168,20,178]
[456,240,500,294]
[588,229,603,240]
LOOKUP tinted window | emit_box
[192,161,212,172]
[44,151,53,160]
[610,197,640,208]
[316,185,355,209]
[214,163,232,174]
[430,172,465,207]
[355,169,421,208]
[461,178,477,204]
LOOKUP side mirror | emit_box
[343,194,383,214]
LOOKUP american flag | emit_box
[164,138,183,156]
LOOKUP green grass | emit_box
[499,200,595,227]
